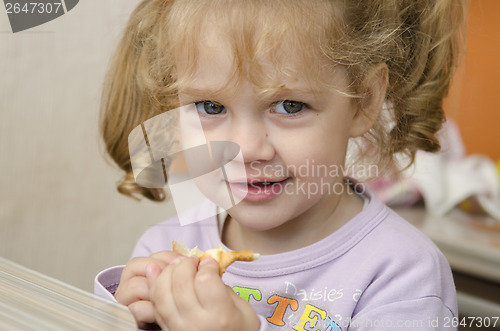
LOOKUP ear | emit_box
[349,63,388,138]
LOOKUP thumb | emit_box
[198,257,221,276]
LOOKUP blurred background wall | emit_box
[0,0,176,292]
[0,0,498,293]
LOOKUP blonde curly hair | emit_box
[100,0,467,201]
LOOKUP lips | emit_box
[249,179,285,185]
[250,183,272,188]
[228,178,290,202]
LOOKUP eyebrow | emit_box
[179,87,227,98]
[180,86,324,100]
[259,87,323,99]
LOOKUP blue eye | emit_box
[274,100,306,114]
[195,101,226,115]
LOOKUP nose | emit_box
[226,116,275,163]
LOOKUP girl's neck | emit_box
[221,184,365,255]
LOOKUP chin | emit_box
[227,208,289,232]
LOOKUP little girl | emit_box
[95,0,466,330]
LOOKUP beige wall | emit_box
[0,1,175,292]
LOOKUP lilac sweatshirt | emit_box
[95,189,457,330]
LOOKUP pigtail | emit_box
[340,0,467,172]
[99,0,176,201]
[385,0,467,164]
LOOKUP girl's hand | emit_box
[147,256,260,331]
[115,251,183,329]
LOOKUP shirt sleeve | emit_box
[350,296,456,330]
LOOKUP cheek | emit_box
[273,127,350,170]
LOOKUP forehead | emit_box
[175,25,234,91]
[166,0,345,93]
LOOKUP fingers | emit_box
[148,256,216,329]
[116,259,163,305]
[150,250,184,265]
[121,251,183,280]
[170,257,202,313]
[148,257,259,330]
[118,257,162,286]
[195,257,229,309]
[115,274,150,306]
[145,262,161,286]
[148,256,199,321]
[150,256,226,311]
[116,251,183,326]
[128,300,156,325]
